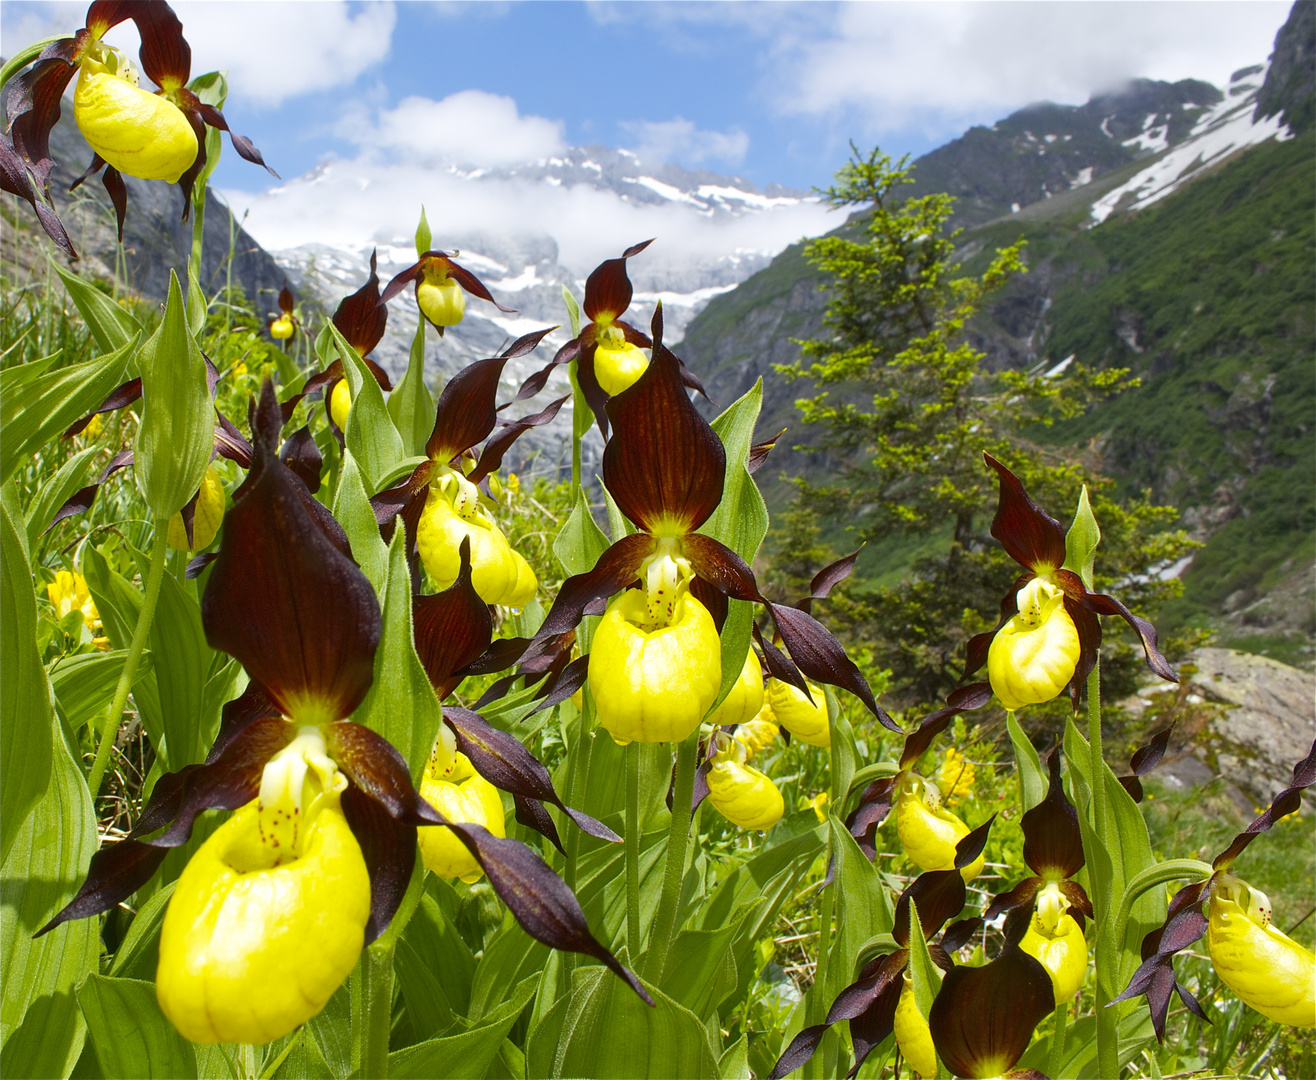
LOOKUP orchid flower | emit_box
[531,307,885,746]
[266,284,299,342]
[963,454,1177,712]
[380,249,515,335]
[37,381,649,1044]
[2,0,274,255]
[1114,741,1316,1035]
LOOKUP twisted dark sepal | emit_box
[1111,881,1211,1041]
[332,248,388,358]
[534,533,654,640]
[35,717,295,938]
[929,942,1055,1080]
[1118,723,1176,803]
[203,381,381,721]
[413,539,492,698]
[984,452,1066,572]
[795,546,864,614]
[767,602,896,731]
[1213,738,1316,870]
[426,329,555,462]
[444,706,619,844]
[324,721,650,1003]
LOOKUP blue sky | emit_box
[3,1,1292,265]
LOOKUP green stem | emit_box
[626,741,642,963]
[190,182,206,279]
[1088,662,1120,1080]
[86,530,168,798]
[351,942,393,1079]
[1048,1001,1068,1078]
[570,361,585,494]
[564,703,594,894]
[643,734,698,984]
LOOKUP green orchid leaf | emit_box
[331,451,389,594]
[829,814,893,997]
[23,446,99,552]
[48,650,154,735]
[388,321,434,458]
[109,882,176,981]
[49,261,141,356]
[185,262,208,338]
[1062,485,1101,591]
[388,976,537,1080]
[554,488,610,577]
[1,337,135,486]
[329,322,404,492]
[135,271,213,518]
[562,286,582,339]
[1007,712,1047,811]
[705,378,768,565]
[78,975,198,1079]
[415,206,432,259]
[905,897,942,1023]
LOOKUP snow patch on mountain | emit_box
[1091,63,1290,224]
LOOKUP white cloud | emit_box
[620,117,750,167]
[356,91,566,168]
[219,157,836,279]
[0,1,397,107]
[766,2,1290,133]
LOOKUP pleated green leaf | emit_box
[49,260,142,356]
[388,976,537,1080]
[388,321,435,459]
[330,322,404,493]
[331,451,389,594]
[77,976,197,1079]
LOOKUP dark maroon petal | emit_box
[846,776,898,860]
[192,102,278,178]
[88,0,192,88]
[332,249,388,358]
[445,260,516,314]
[34,840,168,938]
[178,489,199,548]
[929,943,1054,1079]
[173,99,208,218]
[827,952,906,1023]
[208,682,282,762]
[185,553,217,579]
[370,461,434,527]
[504,353,569,408]
[1129,724,1174,776]
[534,534,654,640]
[602,343,725,534]
[0,136,75,256]
[324,722,442,824]
[894,869,968,946]
[462,636,539,679]
[1213,739,1316,869]
[582,240,652,322]
[364,359,392,391]
[796,546,863,614]
[525,655,590,715]
[1082,591,1178,683]
[940,917,983,954]
[1058,880,1093,921]
[379,262,424,306]
[984,453,1066,572]
[278,285,294,315]
[1022,750,1084,879]
[413,540,492,698]
[426,356,511,462]
[768,603,894,730]
[575,341,613,439]
[984,877,1043,923]
[683,533,761,602]
[443,706,619,843]
[471,394,570,484]
[43,450,135,533]
[846,973,903,1078]
[101,166,127,241]
[62,378,143,438]
[8,54,78,193]
[202,381,381,720]
[279,425,322,494]
[753,622,811,699]
[340,784,416,943]
[514,795,565,855]
[747,429,785,476]
[443,823,653,1005]
[766,1024,831,1080]
[214,412,253,468]
[678,360,714,407]
[955,815,995,871]
[898,683,993,770]
[1174,978,1210,1024]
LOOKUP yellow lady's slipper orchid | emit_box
[157,728,371,1045]
[269,314,295,340]
[895,773,985,881]
[418,750,506,884]
[737,710,781,758]
[706,734,783,830]
[166,464,225,552]
[416,470,536,607]
[330,380,353,431]
[417,265,467,328]
[588,545,720,744]
[1018,881,1089,1004]
[46,570,101,635]
[594,325,649,397]
[988,575,1081,712]
[73,57,197,183]
[938,747,976,805]
[1207,876,1315,1027]
[707,649,765,729]
[893,972,938,1078]
[766,677,830,748]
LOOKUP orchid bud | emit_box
[330,380,352,431]
[417,472,537,607]
[1018,882,1089,1005]
[418,752,506,884]
[417,266,466,328]
[766,678,830,748]
[594,326,649,397]
[706,734,784,830]
[893,972,938,1079]
[74,58,197,184]
[166,465,226,552]
[1208,876,1316,1027]
[987,576,1080,712]
[896,773,985,882]
[588,559,720,744]
[156,729,370,1045]
[269,315,295,340]
[707,649,765,729]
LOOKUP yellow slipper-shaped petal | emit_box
[893,973,938,1079]
[418,753,506,884]
[707,753,784,830]
[167,465,226,552]
[416,485,536,606]
[1208,889,1316,1027]
[707,649,766,729]
[74,59,197,183]
[988,576,1080,712]
[766,678,830,748]
[1019,910,1088,1005]
[895,776,984,881]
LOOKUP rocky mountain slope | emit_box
[678,2,1315,664]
